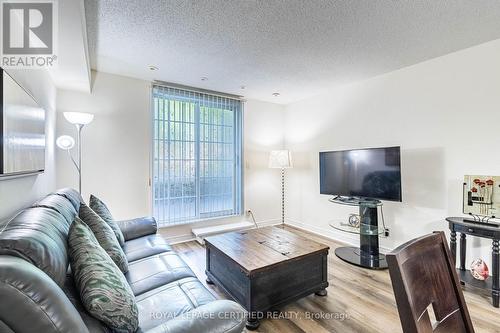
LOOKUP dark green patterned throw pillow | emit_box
[79,203,128,273]
[89,194,125,247]
[68,218,138,333]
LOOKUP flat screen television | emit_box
[319,146,402,202]
[0,68,46,177]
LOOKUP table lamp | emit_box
[269,150,293,226]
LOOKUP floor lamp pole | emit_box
[281,168,285,226]
[60,112,94,195]
[269,149,292,228]
[76,124,83,194]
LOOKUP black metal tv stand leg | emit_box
[334,204,388,270]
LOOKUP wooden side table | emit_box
[446,217,500,307]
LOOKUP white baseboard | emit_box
[163,233,196,245]
[285,218,392,254]
[256,218,282,227]
[164,218,392,253]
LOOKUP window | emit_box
[152,85,243,226]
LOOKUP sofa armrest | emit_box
[147,300,246,333]
[116,217,158,241]
[0,256,89,333]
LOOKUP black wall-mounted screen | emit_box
[319,146,402,202]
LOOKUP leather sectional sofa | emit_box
[0,188,246,332]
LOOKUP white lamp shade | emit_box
[63,112,94,125]
[56,135,75,150]
[269,150,292,168]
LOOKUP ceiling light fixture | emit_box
[148,65,158,71]
[272,92,280,97]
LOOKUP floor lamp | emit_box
[56,112,94,194]
[269,150,293,227]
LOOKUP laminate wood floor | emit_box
[170,226,500,333]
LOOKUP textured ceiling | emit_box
[85,0,500,104]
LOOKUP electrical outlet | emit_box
[384,228,390,237]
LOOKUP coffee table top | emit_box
[205,226,329,273]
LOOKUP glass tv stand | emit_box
[328,196,388,270]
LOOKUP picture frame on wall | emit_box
[463,175,500,220]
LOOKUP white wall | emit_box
[0,69,57,221]
[284,39,500,265]
[56,71,285,241]
[244,99,286,224]
[57,71,151,218]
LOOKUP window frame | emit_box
[150,84,244,227]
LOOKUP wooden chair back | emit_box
[386,232,475,333]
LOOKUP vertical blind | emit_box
[152,84,243,226]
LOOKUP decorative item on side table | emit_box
[56,112,94,194]
[269,150,292,226]
[470,258,489,281]
[463,175,500,222]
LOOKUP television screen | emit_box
[1,69,46,176]
[319,146,402,201]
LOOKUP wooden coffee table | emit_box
[205,226,330,330]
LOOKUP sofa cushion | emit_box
[33,194,77,224]
[123,234,172,262]
[89,195,125,247]
[146,300,247,333]
[62,273,109,333]
[0,207,70,287]
[125,252,196,296]
[79,203,128,273]
[135,277,216,331]
[54,188,82,211]
[69,218,138,333]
